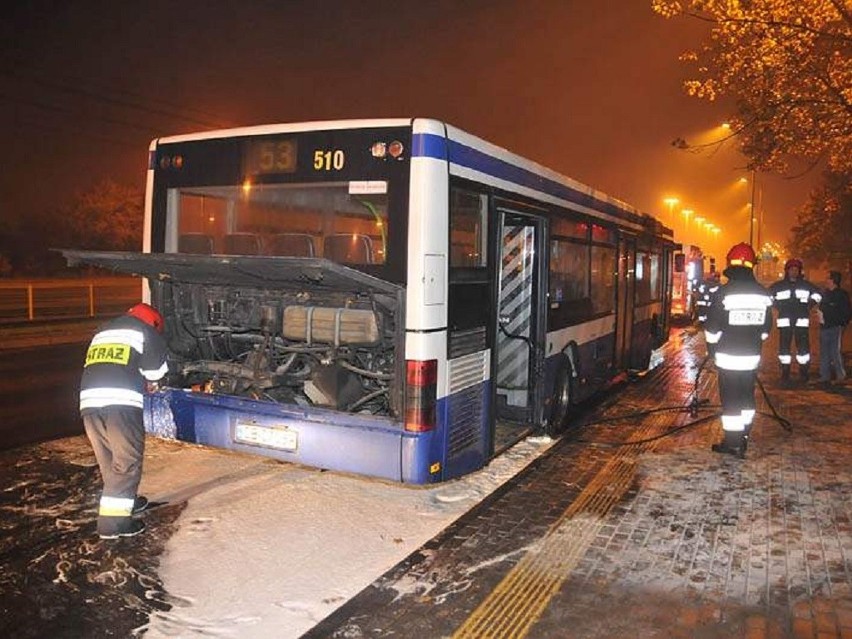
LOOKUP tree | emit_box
[0,180,144,276]
[788,170,852,275]
[57,180,144,252]
[652,0,852,175]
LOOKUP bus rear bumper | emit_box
[144,389,411,482]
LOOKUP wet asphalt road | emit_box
[0,343,183,638]
[0,344,86,451]
[0,439,186,639]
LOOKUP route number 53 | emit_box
[314,149,345,171]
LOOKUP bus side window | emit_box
[548,238,592,327]
[449,188,487,268]
[448,186,489,338]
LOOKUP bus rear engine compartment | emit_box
[166,284,399,417]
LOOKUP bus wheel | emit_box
[547,357,574,437]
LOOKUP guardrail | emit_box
[0,277,142,323]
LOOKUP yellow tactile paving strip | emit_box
[453,409,676,639]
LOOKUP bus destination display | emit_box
[243,139,297,175]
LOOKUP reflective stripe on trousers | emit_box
[99,495,134,517]
[715,352,760,371]
[721,414,746,432]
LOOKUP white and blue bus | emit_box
[65,118,677,484]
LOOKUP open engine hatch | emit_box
[60,250,403,295]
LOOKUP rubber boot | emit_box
[98,517,146,540]
[712,431,744,456]
[132,495,149,514]
[781,364,791,388]
[739,434,749,459]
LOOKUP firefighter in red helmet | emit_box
[703,243,773,457]
[768,257,821,383]
[80,303,168,539]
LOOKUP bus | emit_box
[64,118,678,484]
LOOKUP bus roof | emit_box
[151,117,672,238]
[151,118,415,146]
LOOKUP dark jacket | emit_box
[820,287,851,328]
[80,315,168,414]
[769,276,821,328]
[704,267,773,371]
[695,277,721,324]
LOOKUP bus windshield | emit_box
[169,181,389,265]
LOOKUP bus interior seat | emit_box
[223,232,262,255]
[178,232,215,254]
[324,233,374,264]
[267,233,316,257]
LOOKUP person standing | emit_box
[704,243,773,457]
[80,303,168,539]
[769,258,821,383]
[817,270,851,385]
[696,270,721,326]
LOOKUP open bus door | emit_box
[492,204,547,448]
[614,235,636,370]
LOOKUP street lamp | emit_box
[681,208,693,238]
[692,216,704,245]
[663,197,679,227]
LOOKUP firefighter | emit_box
[696,270,721,326]
[704,243,772,457]
[80,303,168,539]
[769,258,821,383]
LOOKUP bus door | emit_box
[660,247,674,338]
[614,235,636,369]
[493,205,546,428]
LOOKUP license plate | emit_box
[729,309,765,326]
[234,421,298,451]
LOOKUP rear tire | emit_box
[546,356,574,437]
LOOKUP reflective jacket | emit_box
[769,277,821,328]
[704,267,773,371]
[80,315,168,413]
[695,277,721,324]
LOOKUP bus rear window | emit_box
[169,182,389,265]
[450,187,487,268]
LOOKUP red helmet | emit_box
[127,303,164,334]
[726,243,756,269]
[784,258,803,272]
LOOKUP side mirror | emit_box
[674,254,685,273]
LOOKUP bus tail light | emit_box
[404,359,437,433]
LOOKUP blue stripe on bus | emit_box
[412,132,639,223]
[411,132,448,161]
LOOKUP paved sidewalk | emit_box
[307,327,852,638]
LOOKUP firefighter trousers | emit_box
[82,407,145,535]
[717,368,757,434]
[777,326,810,367]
